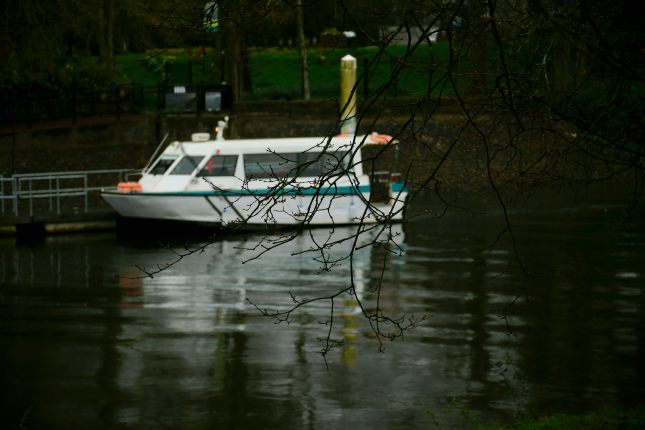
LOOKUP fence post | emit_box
[197,84,203,114]
[26,94,32,129]
[2,93,11,126]
[49,177,53,212]
[91,89,96,116]
[134,83,143,113]
[72,89,77,124]
[84,175,88,213]
[115,86,121,119]
[158,83,165,110]
[28,178,33,217]
[12,177,18,217]
[56,177,61,215]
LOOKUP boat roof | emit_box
[162,134,392,156]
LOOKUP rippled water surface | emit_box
[1,206,643,429]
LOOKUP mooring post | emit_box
[340,54,357,135]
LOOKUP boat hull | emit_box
[101,189,407,227]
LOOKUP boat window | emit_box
[297,151,349,177]
[244,153,298,179]
[197,155,239,177]
[149,156,178,175]
[169,156,204,175]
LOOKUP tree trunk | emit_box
[97,0,114,72]
[468,0,488,94]
[0,1,9,56]
[296,0,310,100]
[224,24,242,103]
[222,0,248,103]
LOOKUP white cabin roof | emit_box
[162,134,389,156]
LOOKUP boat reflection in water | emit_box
[114,222,405,320]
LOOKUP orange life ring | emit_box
[117,182,143,193]
[369,133,393,144]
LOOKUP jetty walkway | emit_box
[0,169,138,237]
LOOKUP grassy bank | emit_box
[477,406,645,430]
[115,43,452,100]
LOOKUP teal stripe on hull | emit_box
[391,182,409,193]
[104,184,371,197]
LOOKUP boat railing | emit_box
[0,169,141,218]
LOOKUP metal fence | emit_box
[0,169,141,218]
[0,83,233,127]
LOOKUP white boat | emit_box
[101,119,409,227]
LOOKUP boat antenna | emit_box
[216,116,229,141]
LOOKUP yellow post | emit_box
[340,54,357,135]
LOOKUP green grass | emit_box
[114,44,455,100]
[476,406,645,430]
[248,44,453,99]
[115,51,166,85]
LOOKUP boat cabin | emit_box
[103,127,408,226]
[139,133,367,194]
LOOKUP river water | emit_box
[1,204,643,429]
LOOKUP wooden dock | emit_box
[0,210,118,237]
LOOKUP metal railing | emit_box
[0,169,141,218]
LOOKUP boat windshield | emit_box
[169,156,204,175]
[149,156,178,175]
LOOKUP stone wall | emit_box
[1,98,445,175]
[0,116,156,175]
